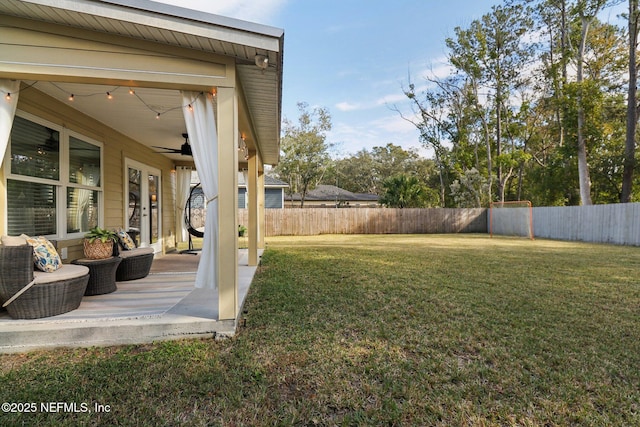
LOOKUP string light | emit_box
[0,81,36,102]
[15,82,209,119]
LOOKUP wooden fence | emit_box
[239,203,640,245]
[238,208,487,236]
[532,203,640,246]
[490,202,640,246]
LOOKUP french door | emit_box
[125,159,162,253]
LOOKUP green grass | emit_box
[2,234,640,426]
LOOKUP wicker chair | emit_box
[115,247,154,281]
[0,245,89,319]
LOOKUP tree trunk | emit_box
[576,15,593,205]
[560,0,568,147]
[496,84,504,202]
[622,0,639,202]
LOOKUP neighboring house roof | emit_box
[287,185,379,202]
[238,173,288,189]
[0,0,284,165]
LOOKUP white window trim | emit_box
[4,110,104,239]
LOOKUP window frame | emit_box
[4,110,104,239]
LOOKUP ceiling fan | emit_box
[153,133,192,156]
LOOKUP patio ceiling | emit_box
[34,82,189,161]
[0,0,284,165]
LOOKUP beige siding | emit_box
[7,88,178,259]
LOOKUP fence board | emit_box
[238,208,487,236]
[490,203,640,246]
[238,203,640,246]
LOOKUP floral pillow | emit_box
[20,234,62,272]
[115,229,136,250]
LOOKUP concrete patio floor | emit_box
[0,250,260,353]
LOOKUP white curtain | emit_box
[182,91,218,289]
[176,166,192,243]
[75,165,100,231]
[0,80,21,162]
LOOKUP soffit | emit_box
[0,0,283,165]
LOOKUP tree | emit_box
[379,175,436,208]
[450,168,492,208]
[325,143,435,196]
[273,102,332,207]
[622,0,639,202]
[446,3,535,203]
[398,76,458,207]
[570,0,623,204]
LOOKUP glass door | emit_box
[125,159,161,253]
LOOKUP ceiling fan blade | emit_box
[152,145,182,153]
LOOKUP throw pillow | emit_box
[115,229,136,250]
[21,234,62,272]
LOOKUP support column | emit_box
[217,87,238,320]
[0,166,5,236]
[258,161,266,249]
[248,150,258,266]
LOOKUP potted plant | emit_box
[238,225,247,237]
[83,226,118,259]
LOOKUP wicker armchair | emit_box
[116,247,154,281]
[0,245,89,319]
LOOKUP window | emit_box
[5,112,103,238]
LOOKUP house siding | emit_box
[238,188,246,209]
[265,188,283,208]
[4,88,176,260]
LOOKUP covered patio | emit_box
[0,0,282,350]
[0,250,262,353]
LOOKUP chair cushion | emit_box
[118,247,154,259]
[33,264,89,284]
[21,235,62,272]
[1,235,27,246]
[115,229,136,250]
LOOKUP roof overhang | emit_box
[0,0,284,165]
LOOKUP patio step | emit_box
[0,315,236,353]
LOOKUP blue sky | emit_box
[153,0,624,159]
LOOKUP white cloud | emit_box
[375,92,407,106]
[335,101,360,112]
[328,112,426,158]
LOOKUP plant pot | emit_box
[83,239,114,260]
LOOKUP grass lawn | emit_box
[1,234,640,426]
